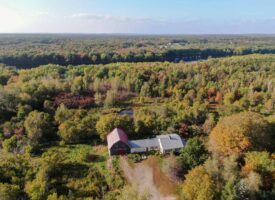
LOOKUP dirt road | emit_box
[119,157,177,200]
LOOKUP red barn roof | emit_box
[107,128,129,149]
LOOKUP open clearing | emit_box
[119,156,177,200]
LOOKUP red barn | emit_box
[107,128,130,156]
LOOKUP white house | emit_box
[107,128,185,155]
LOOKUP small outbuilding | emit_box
[107,128,131,156]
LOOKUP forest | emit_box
[0,45,274,199]
[1,34,275,67]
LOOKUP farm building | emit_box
[107,128,131,156]
[129,138,159,153]
[107,128,185,156]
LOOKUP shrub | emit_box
[128,154,142,163]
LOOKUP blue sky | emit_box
[1,0,275,34]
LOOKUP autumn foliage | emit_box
[209,112,272,157]
[53,92,94,109]
[241,151,275,190]
[182,165,215,200]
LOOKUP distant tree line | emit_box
[1,34,275,67]
[2,48,275,68]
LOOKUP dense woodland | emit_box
[1,34,275,67]
[0,38,274,200]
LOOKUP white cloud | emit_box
[71,13,159,23]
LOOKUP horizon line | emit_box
[1,32,275,36]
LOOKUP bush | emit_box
[59,140,65,146]
[128,154,142,163]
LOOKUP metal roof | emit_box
[129,138,159,149]
[107,129,184,152]
[107,128,129,149]
[157,134,184,150]
[129,134,184,150]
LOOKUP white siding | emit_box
[158,139,164,154]
[131,148,147,153]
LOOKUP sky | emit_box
[1,0,275,34]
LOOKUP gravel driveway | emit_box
[119,157,177,200]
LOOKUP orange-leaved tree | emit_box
[209,112,272,157]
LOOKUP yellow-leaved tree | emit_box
[209,112,272,157]
[182,165,216,200]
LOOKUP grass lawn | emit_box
[43,144,109,167]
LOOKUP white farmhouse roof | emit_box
[129,134,184,152]
[157,134,184,151]
[129,138,159,149]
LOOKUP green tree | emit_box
[96,114,133,140]
[221,180,237,200]
[140,82,151,97]
[58,110,97,143]
[25,167,49,200]
[179,137,209,170]
[17,104,32,120]
[134,108,158,137]
[54,104,74,124]
[47,193,67,200]
[71,76,84,94]
[2,135,17,153]
[24,111,54,144]
[0,135,29,154]
[223,92,235,105]
[241,151,275,191]
[25,152,64,200]
[94,92,103,106]
[241,151,275,176]
[104,90,117,107]
[0,183,20,200]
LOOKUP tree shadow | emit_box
[86,154,105,163]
